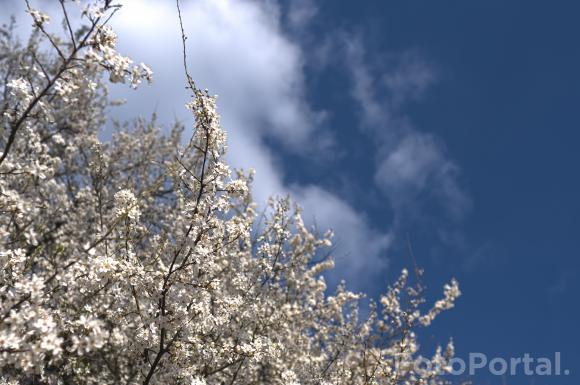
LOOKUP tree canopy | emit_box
[0,2,460,384]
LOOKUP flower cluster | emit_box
[26,8,50,27]
[87,25,153,88]
[6,78,33,108]
[114,189,141,222]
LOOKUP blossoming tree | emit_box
[0,1,461,384]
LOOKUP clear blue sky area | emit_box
[277,1,580,384]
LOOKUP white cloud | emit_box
[292,186,392,288]
[286,0,318,30]
[381,51,435,108]
[375,133,470,221]
[344,35,470,224]
[345,36,387,129]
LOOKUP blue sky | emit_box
[4,0,579,383]
[305,2,580,384]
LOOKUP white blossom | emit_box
[114,189,141,221]
[7,78,33,106]
[26,8,50,27]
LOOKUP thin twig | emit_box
[176,0,196,92]
[59,0,77,50]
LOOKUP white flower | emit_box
[140,63,153,84]
[82,5,105,20]
[27,8,50,26]
[190,377,206,385]
[114,189,141,221]
[39,333,63,356]
[54,79,79,102]
[34,316,56,333]
[7,78,32,105]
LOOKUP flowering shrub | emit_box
[0,2,461,384]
